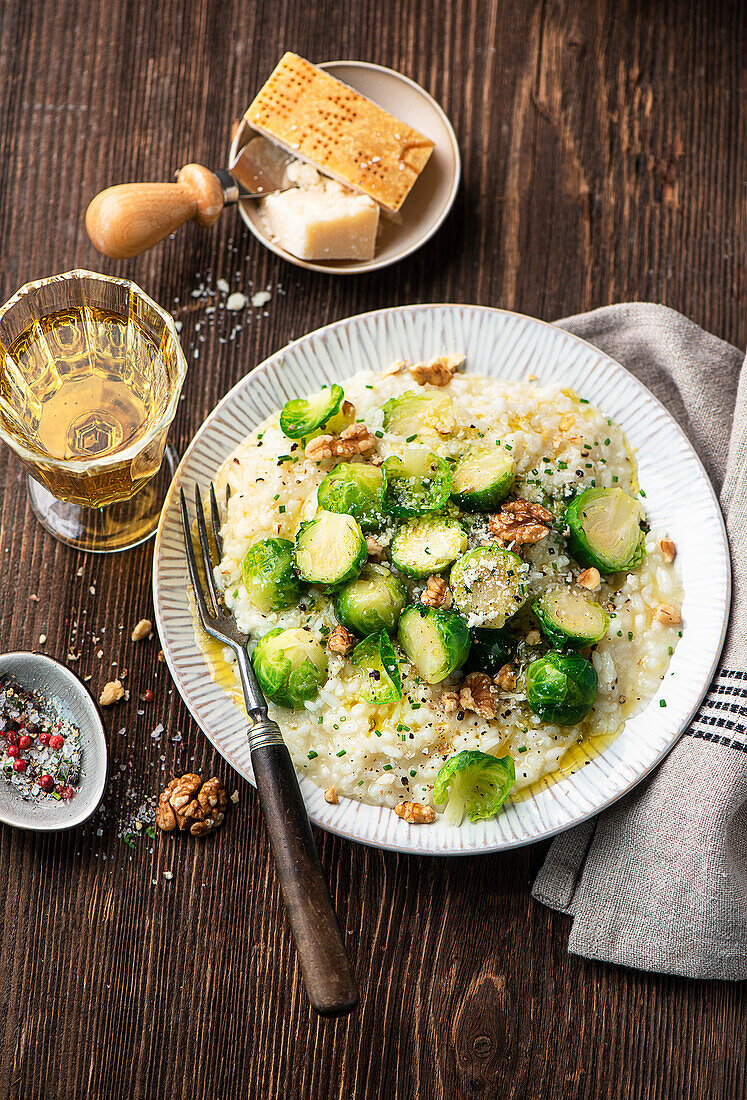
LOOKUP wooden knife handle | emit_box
[251,741,358,1017]
[85,164,224,259]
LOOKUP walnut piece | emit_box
[421,575,450,608]
[459,671,498,720]
[495,664,516,691]
[327,625,356,655]
[366,535,386,562]
[659,538,676,563]
[440,690,460,714]
[577,567,601,589]
[324,785,338,804]
[305,422,377,461]
[409,353,465,387]
[654,603,681,626]
[394,801,437,824]
[381,359,406,378]
[156,773,228,836]
[489,499,552,546]
[99,679,125,706]
[131,618,152,642]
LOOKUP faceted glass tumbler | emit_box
[0,270,187,552]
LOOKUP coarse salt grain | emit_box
[251,290,271,307]
[226,292,247,311]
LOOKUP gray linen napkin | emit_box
[531,302,747,980]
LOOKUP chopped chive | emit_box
[383,764,393,771]
[307,750,318,760]
[659,699,667,707]
[336,749,346,757]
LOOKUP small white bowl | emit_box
[230,60,461,275]
[0,653,108,831]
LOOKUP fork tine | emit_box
[194,483,222,615]
[180,488,216,625]
[209,482,224,561]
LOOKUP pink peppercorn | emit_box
[6,744,19,758]
[19,734,33,750]
[37,731,50,745]
[12,759,27,773]
[141,689,155,703]
[49,735,65,750]
[38,774,55,792]
[7,731,19,747]
[58,785,73,800]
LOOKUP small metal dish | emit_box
[230,60,461,275]
[0,653,108,832]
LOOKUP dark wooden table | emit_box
[1,1,745,1097]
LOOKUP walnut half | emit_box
[489,498,552,547]
[305,423,376,462]
[156,774,228,836]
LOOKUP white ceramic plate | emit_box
[230,61,461,275]
[153,305,730,855]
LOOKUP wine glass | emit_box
[0,270,187,552]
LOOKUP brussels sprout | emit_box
[525,651,598,726]
[333,564,406,636]
[382,390,455,437]
[251,627,328,708]
[464,627,515,675]
[241,537,302,613]
[450,545,529,628]
[382,451,452,518]
[389,515,467,578]
[565,487,646,573]
[533,586,609,647]
[450,447,515,512]
[398,605,470,684]
[316,463,384,531]
[279,384,344,439]
[350,630,402,704]
[433,750,516,825]
[295,510,367,587]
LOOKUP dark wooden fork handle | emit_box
[251,742,358,1017]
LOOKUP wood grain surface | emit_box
[0,1,745,1097]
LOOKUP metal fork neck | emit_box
[235,646,284,750]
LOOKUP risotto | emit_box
[211,355,682,825]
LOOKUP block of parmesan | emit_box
[245,53,435,215]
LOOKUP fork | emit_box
[181,483,358,1017]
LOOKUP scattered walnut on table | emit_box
[327,625,356,655]
[99,679,126,706]
[156,773,228,836]
[420,575,451,608]
[489,499,553,547]
[409,353,465,387]
[394,801,437,824]
[654,603,681,626]
[577,567,601,589]
[305,423,377,462]
[131,618,152,642]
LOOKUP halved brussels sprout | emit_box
[450,546,529,628]
[251,627,328,708]
[450,447,515,512]
[433,749,516,825]
[316,462,384,531]
[389,515,467,578]
[295,510,367,587]
[333,564,406,636]
[279,384,344,439]
[241,537,302,614]
[350,630,402,704]
[382,451,452,518]
[565,487,646,573]
[398,605,470,684]
[525,651,598,725]
[464,627,515,676]
[382,390,455,437]
[533,586,609,647]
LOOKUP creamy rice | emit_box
[211,366,682,813]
